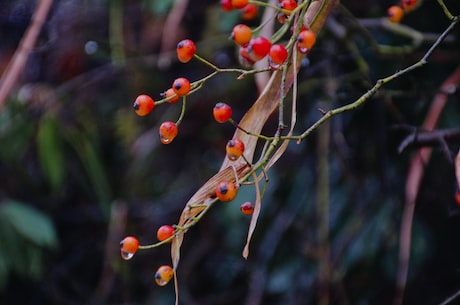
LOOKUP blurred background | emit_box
[0,0,460,304]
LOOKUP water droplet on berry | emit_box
[270,62,281,69]
[121,249,135,260]
[160,136,171,144]
[298,47,309,54]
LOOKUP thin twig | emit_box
[0,0,54,109]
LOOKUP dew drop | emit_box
[121,249,134,260]
[160,136,171,144]
[298,47,309,55]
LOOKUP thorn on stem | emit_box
[318,107,327,115]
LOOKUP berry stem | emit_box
[193,54,220,71]
[176,96,187,126]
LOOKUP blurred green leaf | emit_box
[1,200,58,249]
[64,130,112,215]
[37,115,66,192]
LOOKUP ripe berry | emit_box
[216,180,238,202]
[297,29,316,54]
[231,24,252,46]
[221,0,233,11]
[269,44,288,69]
[242,4,258,20]
[231,0,248,9]
[163,88,179,104]
[176,39,196,63]
[155,265,174,286]
[240,201,255,215]
[213,102,233,123]
[401,0,417,11]
[279,0,297,13]
[387,5,404,23]
[120,236,139,260]
[172,77,191,96]
[159,121,178,144]
[226,138,245,161]
[133,94,155,116]
[248,36,272,61]
[157,225,175,242]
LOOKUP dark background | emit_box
[0,0,460,304]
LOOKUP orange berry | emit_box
[172,77,191,96]
[231,24,252,46]
[387,5,404,23]
[159,121,178,144]
[163,88,179,104]
[240,201,255,215]
[297,29,316,54]
[157,225,175,242]
[226,138,245,161]
[133,94,155,116]
[176,39,196,63]
[155,265,174,286]
[231,0,248,9]
[216,180,238,202]
[120,236,139,260]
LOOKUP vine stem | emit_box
[282,15,459,143]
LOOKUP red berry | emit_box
[163,88,179,104]
[401,0,417,11]
[226,138,245,161]
[133,94,155,116]
[216,180,238,202]
[176,39,196,63]
[159,121,178,144]
[155,265,174,286]
[242,4,258,20]
[231,24,252,46]
[248,36,272,61]
[279,0,297,13]
[221,0,233,11]
[240,201,255,215]
[213,102,233,123]
[387,5,404,23]
[120,236,139,260]
[157,225,175,242]
[231,0,248,9]
[297,29,316,54]
[172,77,191,96]
[269,44,288,68]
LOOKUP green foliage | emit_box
[0,200,57,290]
[37,115,66,192]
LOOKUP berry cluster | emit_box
[125,0,321,293]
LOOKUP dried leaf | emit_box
[243,172,262,259]
[456,149,460,189]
